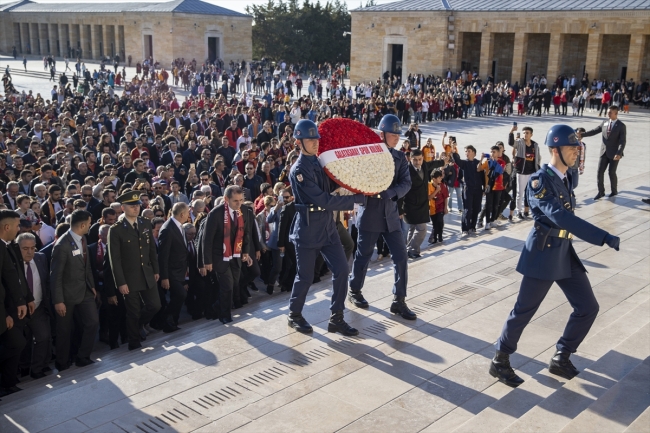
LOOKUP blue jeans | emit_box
[450,186,464,212]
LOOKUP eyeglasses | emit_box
[201,178,209,182]
[282,195,290,200]
[83,194,93,198]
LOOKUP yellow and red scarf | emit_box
[223,201,244,261]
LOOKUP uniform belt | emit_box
[548,228,574,240]
[307,206,326,212]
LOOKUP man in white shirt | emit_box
[17,232,52,379]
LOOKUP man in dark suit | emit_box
[183,223,204,320]
[402,149,446,258]
[200,185,251,323]
[579,105,626,199]
[108,191,161,350]
[40,184,65,227]
[156,203,189,333]
[0,210,28,397]
[17,233,52,379]
[160,142,180,167]
[3,181,19,210]
[50,210,99,371]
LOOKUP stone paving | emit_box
[0,65,649,432]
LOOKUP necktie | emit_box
[563,176,569,191]
[188,241,194,256]
[81,236,87,263]
[607,121,613,134]
[97,243,104,271]
[133,222,139,235]
[25,261,34,294]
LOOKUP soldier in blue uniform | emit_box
[287,119,367,336]
[490,124,621,387]
[348,114,416,320]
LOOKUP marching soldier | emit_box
[490,124,621,387]
[107,191,161,351]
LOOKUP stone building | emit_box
[350,0,650,85]
[0,0,252,66]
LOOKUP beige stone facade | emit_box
[0,0,252,67]
[350,9,650,85]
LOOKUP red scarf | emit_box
[223,201,244,261]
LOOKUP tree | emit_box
[245,0,351,64]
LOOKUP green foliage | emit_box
[245,0,351,64]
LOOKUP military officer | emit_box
[287,119,366,336]
[108,191,161,351]
[490,124,621,387]
[348,114,415,320]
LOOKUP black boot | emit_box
[489,350,524,387]
[287,313,313,333]
[390,296,417,320]
[327,311,358,336]
[162,315,180,333]
[548,350,580,379]
[348,290,369,308]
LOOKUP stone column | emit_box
[80,24,89,59]
[479,31,494,80]
[39,23,48,55]
[48,24,58,56]
[102,25,111,58]
[30,23,39,55]
[546,32,564,80]
[511,32,529,85]
[626,34,647,82]
[59,24,69,58]
[20,22,29,53]
[585,32,603,79]
[114,25,121,61]
[92,25,101,59]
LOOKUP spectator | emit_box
[428,170,449,244]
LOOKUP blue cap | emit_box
[293,119,320,140]
[545,124,579,147]
[378,114,402,135]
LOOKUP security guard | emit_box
[490,124,620,387]
[287,119,366,336]
[108,191,161,351]
[349,114,415,319]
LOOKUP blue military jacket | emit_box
[356,147,412,233]
[516,164,608,280]
[289,153,362,247]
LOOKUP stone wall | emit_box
[350,9,650,84]
[493,33,514,82]
[0,11,252,67]
[599,34,631,81]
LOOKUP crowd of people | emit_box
[0,52,639,398]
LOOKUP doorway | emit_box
[208,37,219,62]
[620,66,627,81]
[143,34,153,59]
[391,44,403,78]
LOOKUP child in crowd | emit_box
[428,170,449,244]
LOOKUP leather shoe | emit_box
[219,316,233,324]
[327,311,358,336]
[109,342,120,350]
[548,350,580,379]
[75,357,95,368]
[163,324,180,333]
[139,326,148,341]
[594,192,605,200]
[266,285,274,295]
[348,290,369,308]
[608,192,618,198]
[128,342,142,351]
[30,372,46,380]
[390,296,417,320]
[287,314,313,333]
[248,282,259,292]
[0,386,22,397]
[55,361,70,372]
[489,350,524,387]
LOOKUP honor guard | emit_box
[348,114,415,319]
[108,191,161,351]
[491,124,621,387]
[287,119,367,335]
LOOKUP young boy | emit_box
[428,170,449,244]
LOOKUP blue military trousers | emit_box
[496,256,599,355]
[289,241,349,315]
[350,229,408,298]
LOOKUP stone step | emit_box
[558,357,650,433]
[437,271,649,433]
[500,323,650,433]
[622,405,650,433]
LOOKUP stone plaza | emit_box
[0,66,648,432]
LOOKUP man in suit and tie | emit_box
[17,233,52,379]
[183,223,204,320]
[145,115,162,136]
[0,210,28,397]
[402,149,446,259]
[50,209,99,371]
[200,185,251,324]
[156,203,189,333]
[3,181,19,210]
[579,105,626,200]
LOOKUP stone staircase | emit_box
[0,167,648,432]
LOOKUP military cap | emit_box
[116,190,142,205]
